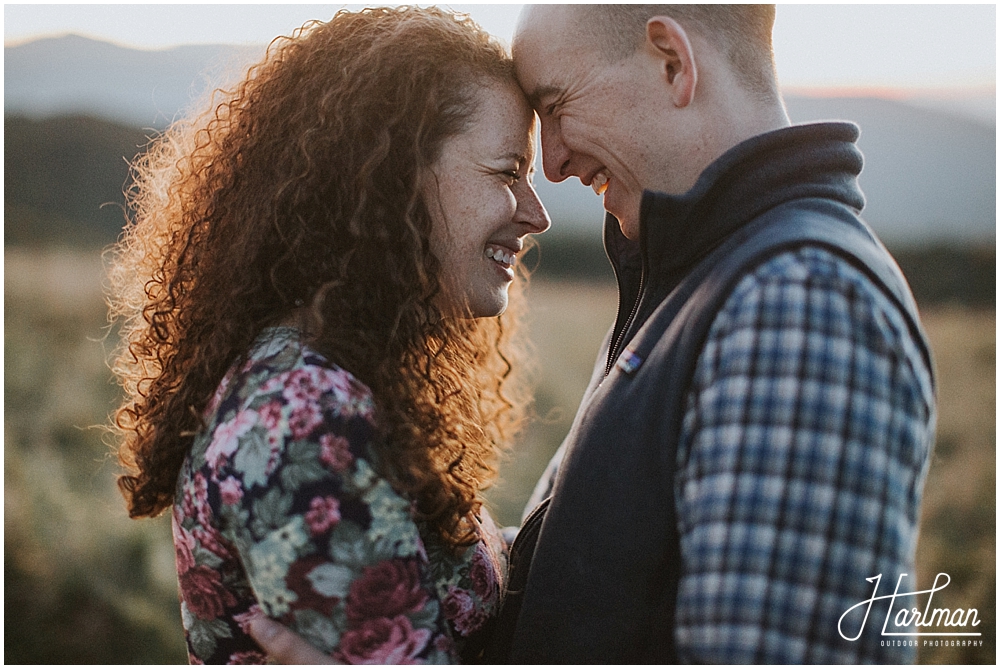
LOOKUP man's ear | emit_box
[645,17,697,108]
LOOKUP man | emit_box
[251,5,935,663]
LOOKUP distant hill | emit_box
[784,96,995,244]
[4,115,150,246]
[4,34,996,246]
[3,112,992,306]
[4,34,262,127]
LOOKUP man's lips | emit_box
[590,170,609,196]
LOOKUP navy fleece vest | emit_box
[480,124,932,663]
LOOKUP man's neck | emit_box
[672,94,790,195]
[711,91,790,154]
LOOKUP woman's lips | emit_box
[484,244,516,268]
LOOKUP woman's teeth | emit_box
[485,246,515,266]
[592,171,609,196]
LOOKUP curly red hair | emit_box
[108,6,531,549]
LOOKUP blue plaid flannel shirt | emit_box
[522,246,935,662]
[673,246,935,663]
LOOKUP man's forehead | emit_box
[513,6,580,104]
[513,4,577,59]
[514,4,571,40]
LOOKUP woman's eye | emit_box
[502,170,521,185]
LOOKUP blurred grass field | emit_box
[4,248,994,663]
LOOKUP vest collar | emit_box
[604,122,867,297]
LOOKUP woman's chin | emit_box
[465,302,507,320]
[455,292,509,320]
[436,281,510,319]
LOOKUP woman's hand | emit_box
[248,617,339,664]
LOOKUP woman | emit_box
[108,7,549,664]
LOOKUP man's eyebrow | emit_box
[525,84,562,110]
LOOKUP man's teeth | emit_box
[592,171,609,196]
[485,246,515,265]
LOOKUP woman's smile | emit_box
[425,80,550,318]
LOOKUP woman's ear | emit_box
[644,16,697,108]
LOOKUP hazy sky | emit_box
[4,3,996,91]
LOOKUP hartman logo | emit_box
[839,573,982,644]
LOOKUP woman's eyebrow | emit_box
[495,151,528,165]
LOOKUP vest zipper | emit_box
[605,272,645,377]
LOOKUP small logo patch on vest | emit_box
[616,348,643,375]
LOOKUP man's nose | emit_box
[540,121,571,184]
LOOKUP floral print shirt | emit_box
[172,327,507,664]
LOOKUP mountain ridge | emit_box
[5,34,995,244]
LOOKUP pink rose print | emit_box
[258,400,284,431]
[204,409,258,470]
[228,650,266,664]
[288,404,323,440]
[263,439,284,478]
[193,525,233,563]
[338,615,431,664]
[319,434,353,472]
[193,471,209,505]
[193,472,213,528]
[180,478,197,519]
[285,556,339,616]
[205,370,234,416]
[172,513,196,574]
[219,476,243,506]
[442,586,486,636]
[323,369,365,405]
[345,559,429,623]
[469,546,497,601]
[434,633,455,655]
[179,565,238,620]
[282,368,325,404]
[304,496,341,535]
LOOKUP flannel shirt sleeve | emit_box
[674,247,935,663]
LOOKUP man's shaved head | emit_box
[557,5,779,101]
[511,3,790,232]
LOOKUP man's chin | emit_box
[606,196,641,240]
[614,214,641,241]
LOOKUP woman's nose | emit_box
[518,181,551,234]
